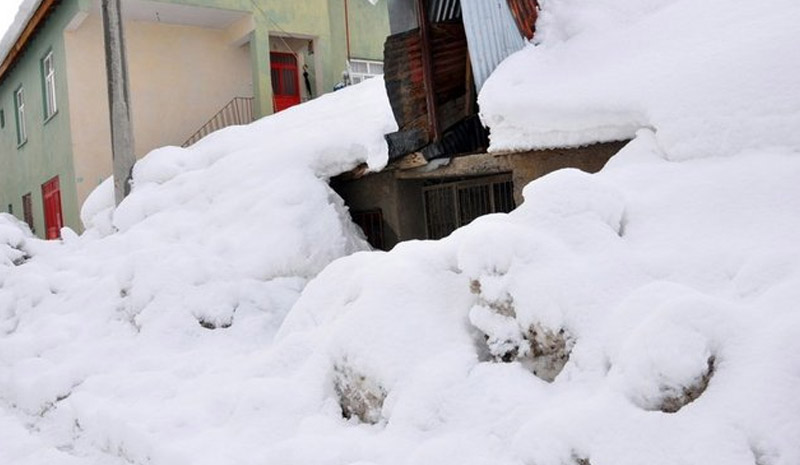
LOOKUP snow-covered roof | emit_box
[479,0,800,159]
[0,0,46,82]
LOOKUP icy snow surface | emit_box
[2,0,800,464]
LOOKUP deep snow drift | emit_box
[0,79,396,464]
[2,0,800,464]
[480,0,800,160]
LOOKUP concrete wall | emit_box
[64,11,253,206]
[334,141,628,249]
[0,0,81,237]
[332,171,426,248]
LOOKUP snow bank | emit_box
[274,133,800,465]
[480,0,800,160]
[0,213,33,267]
[0,79,396,464]
[1,0,800,463]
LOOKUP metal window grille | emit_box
[351,209,385,250]
[423,174,515,240]
[349,59,384,85]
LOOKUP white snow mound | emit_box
[480,0,800,160]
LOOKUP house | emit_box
[332,0,626,249]
[0,0,390,239]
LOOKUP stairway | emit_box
[182,97,255,148]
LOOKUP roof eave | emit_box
[0,0,59,85]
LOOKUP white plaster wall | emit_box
[64,12,253,206]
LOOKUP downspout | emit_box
[344,0,352,61]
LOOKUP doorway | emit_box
[41,176,63,240]
[270,52,301,112]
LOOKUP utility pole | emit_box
[102,0,136,206]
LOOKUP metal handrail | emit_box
[182,97,255,147]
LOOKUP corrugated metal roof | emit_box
[428,0,461,23]
[461,0,526,91]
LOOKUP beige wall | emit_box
[64,12,253,206]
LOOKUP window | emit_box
[42,51,57,120]
[422,174,515,240]
[22,193,34,233]
[348,59,384,85]
[351,209,385,250]
[14,86,26,145]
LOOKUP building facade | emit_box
[0,0,389,238]
[333,0,627,250]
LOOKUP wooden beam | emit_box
[0,0,60,84]
[416,0,440,142]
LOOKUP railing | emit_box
[182,97,255,147]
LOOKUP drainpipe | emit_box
[344,0,352,61]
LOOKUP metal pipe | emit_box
[344,0,352,61]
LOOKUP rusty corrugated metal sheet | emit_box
[384,20,470,137]
[507,0,539,40]
[384,29,429,136]
[461,0,526,91]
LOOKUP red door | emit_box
[270,52,301,112]
[41,176,63,240]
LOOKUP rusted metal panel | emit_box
[461,0,526,91]
[383,29,430,138]
[507,0,539,40]
[429,21,468,113]
[383,21,469,139]
[384,0,491,159]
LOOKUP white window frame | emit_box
[42,51,57,120]
[348,59,384,85]
[15,86,26,145]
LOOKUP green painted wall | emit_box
[0,0,81,238]
[345,0,390,61]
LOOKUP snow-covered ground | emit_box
[2,0,800,464]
